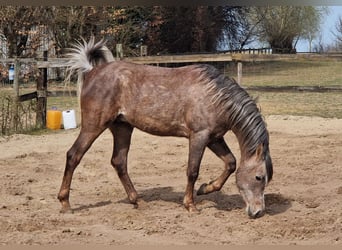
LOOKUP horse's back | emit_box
[84,61,230,137]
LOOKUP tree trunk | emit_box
[270,38,296,54]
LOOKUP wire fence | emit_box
[0,91,37,135]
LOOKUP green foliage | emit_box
[249,6,324,53]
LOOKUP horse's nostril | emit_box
[248,209,264,219]
[254,210,261,218]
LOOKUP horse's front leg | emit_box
[197,137,236,195]
[183,131,209,213]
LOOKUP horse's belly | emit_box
[121,112,189,137]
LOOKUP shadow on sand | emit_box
[72,200,112,212]
[71,186,291,216]
[119,186,292,216]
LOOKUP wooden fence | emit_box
[1,52,342,134]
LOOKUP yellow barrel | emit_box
[46,109,62,130]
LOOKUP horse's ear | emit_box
[256,144,264,160]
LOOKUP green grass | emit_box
[250,91,342,119]
[224,59,342,119]
[226,60,342,87]
[47,96,78,111]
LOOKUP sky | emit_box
[296,6,342,52]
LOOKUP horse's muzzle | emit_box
[247,207,265,219]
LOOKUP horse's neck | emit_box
[231,118,265,160]
[232,127,251,158]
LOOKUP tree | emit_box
[53,6,116,55]
[300,7,328,52]
[156,6,247,54]
[0,6,115,57]
[333,16,342,51]
[103,7,152,56]
[157,7,197,53]
[0,6,253,57]
[0,6,56,57]
[252,6,323,53]
[53,6,88,55]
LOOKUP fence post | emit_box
[36,51,48,128]
[237,61,243,86]
[116,44,123,59]
[13,58,20,132]
[13,58,20,97]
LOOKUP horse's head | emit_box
[236,144,273,219]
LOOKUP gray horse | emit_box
[58,37,273,218]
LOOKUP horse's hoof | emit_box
[128,192,138,204]
[189,206,200,214]
[60,207,73,214]
[59,202,73,214]
[197,183,208,195]
[185,203,200,214]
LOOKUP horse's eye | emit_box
[255,176,264,181]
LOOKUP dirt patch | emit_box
[0,115,341,245]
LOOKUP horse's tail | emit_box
[65,37,114,111]
[66,36,114,76]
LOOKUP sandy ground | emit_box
[0,115,341,245]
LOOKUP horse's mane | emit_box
[197,64,273,181]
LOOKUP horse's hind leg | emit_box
[197,137,236,195]
[109,122,138,206]
[58,127,105,212]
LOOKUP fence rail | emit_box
[1,52,342,70]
